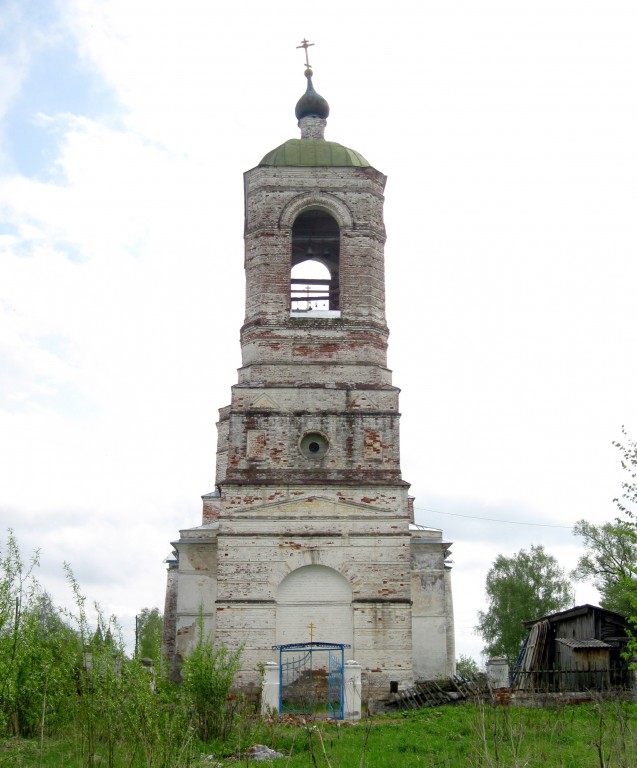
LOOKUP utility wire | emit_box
[415,506,573,530]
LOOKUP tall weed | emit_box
[181,609,242,741]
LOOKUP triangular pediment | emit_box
[250,393,280,410]
[349,393,379,410]
[224,494,395,518]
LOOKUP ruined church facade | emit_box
[163,65,455,695]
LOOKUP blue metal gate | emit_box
[274,642,350,719]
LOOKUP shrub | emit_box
[181,610,242,741]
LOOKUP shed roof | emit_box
[556,638,610,650]
[524,603,629,629]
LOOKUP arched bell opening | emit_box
[291,210,340,312]
[291,261,332,311]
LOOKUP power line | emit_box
[415,506,573,530]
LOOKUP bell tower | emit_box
[163,48,455,695]
[221,72,397,490]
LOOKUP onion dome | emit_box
[295,67,330,120]
[257,60,370,168]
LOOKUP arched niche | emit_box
[275,565,353,648]
[291,210,340,311]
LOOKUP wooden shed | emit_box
[513,604,633,691]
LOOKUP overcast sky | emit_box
[1,0,636,663]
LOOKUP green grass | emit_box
[3,701,637,767]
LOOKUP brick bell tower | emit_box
[163,49,455,694]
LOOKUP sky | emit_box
[1,0,636,664]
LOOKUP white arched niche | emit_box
[275,565,353,649]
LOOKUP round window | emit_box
[299,431,330,459]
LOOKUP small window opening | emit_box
[291,210,340,312]
[299,431,330,458]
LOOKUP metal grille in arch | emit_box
[273,642,350,719]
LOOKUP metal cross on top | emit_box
[297,38,314,68]
[308,622,316,642]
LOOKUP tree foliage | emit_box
[0,531,245,760]
[0,531,79,737]
[572,519,637,616]
[476,544,574,668]
[613,427,637,520]
[136,606,163,662]
[572,429,637,620]
[13,593,80,737]
[456,654,480,678]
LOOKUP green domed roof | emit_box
[259,139,369,167]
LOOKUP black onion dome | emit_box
[295,68,330,120]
